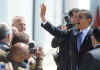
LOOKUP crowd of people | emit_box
[0,3,100,70]
[0,16,43,70]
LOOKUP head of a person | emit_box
[92,26,100,46]
[11,32,29,45]
[78,10,92,30]
[0,22,12,45]
[68,8,80,24]
[8,42,30,63]
[35,47,43,57]
[12,16,26,32]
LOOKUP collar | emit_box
[81,26,90,34]
[80,26,90,43]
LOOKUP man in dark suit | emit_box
[79,26,100,70]
[51,8,80,70]
[40,4,93,70]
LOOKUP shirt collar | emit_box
[81,26,90,33]
[81,26,91,36]
[80,26,90,43]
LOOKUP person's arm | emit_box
[41,22,69,38]
[40,4,69,38]
[51,37,64,48]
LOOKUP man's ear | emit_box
[88,18,91,23]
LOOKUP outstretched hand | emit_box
[40,3,46,22]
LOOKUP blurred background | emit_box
[0,0,100,70]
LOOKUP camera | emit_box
[29,42,36,54]
[64,15,69,23]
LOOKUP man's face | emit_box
[70,12,80,24]
[78,13,90,30]
[13,19,26,32]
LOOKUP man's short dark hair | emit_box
[93,26,100,42]
[11,32,29,45]
[80,10,92,22]
[0,23,11,40]
[68,8,80,17]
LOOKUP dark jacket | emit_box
[51,25,71,70]
[79,45,100,70]
[41,22,93,70]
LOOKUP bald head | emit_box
[8,42,29,63]
[12,16,26,32]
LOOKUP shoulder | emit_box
[80,48,100,70]
[81,48,100,64]
[0,44,9,52]
[87,27,94,36]
[88,48,100,59]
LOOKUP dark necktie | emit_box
[77,32,82,52]
[76,32,83,70]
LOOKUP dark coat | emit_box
[41,22,93,70]
[79,45,100,70]
[51,25,73,70]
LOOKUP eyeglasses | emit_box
[71,16,79,18]
[79,15,87,19]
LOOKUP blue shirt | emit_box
[77,26,90,52]
[80,26,91,44]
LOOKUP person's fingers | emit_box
[40,3,46,17]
